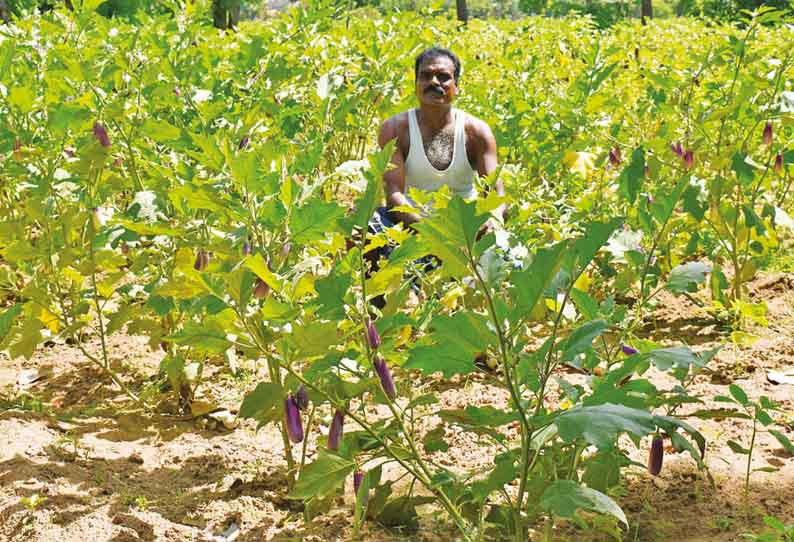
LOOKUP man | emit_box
[372,46,504,236]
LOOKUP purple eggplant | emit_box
[194,249,209,271]
[328,409,344,450]
[253,278,270,299]
[609,147,621,167]
[295,384,309,411]
[373,355,396,400]
[93,121,111,147]
[238,135,250,150]
[366,320,381,350]
[763,121,773,146]
[285,395,303,443]
[648,435,664,476]
[683,149,694,170]
[774,152,783,175]
[622,344,639,356]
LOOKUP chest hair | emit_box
[423,125,454,170]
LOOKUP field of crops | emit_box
[1,3,794,541]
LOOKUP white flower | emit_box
[109,28,119,38]
[606,228,643,260]
[53,168,70,181]
[779,90,794,113]
[509,244,529,261]
[128,284,146,298]
[494,229,511,250]
[131,190,160,222]
[558,293,577,321]
[775,207,794,230]
[96,206,114,226]
[192,89,212,103]
[768,58,782,67]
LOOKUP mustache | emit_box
[425,86,444,95]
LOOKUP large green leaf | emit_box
[665,262,711,293]
[239,382,284,428]
[559,319,608,362]
[618,147,645,204]
[540,480,627,525]
[555,404,656,448]
[413,196,488,278]
[289,451,356,500]
[565,219,622,276]
[509,241,567,316]
[290,199,345,245]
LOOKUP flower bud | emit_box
[648,436,664,476]
[93,121,111,147]
[683,149,694,170]
[373,355,396,400]
[295,384,309,411]
[609,147,621,167]
[242,241,252,256]
[366,320,381,350]
[671,141,684,157]
[174,86,181,97]
[238,136,250,150]
[194,250,209,271]
[285,395,303,444]
[763,121,773,146]
[253,278,270,299]
[774,152,783,175]
[353,470,365,494]
[328,409,344,450]
[280,242,291,262]
[622,344,639,356]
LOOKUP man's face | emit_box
[415,56,458,107]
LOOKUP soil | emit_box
[1,273,793,542]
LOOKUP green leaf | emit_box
[510,242,567,316]
[244,254,282,292]
[727,439,750,455]
[290,199,345,245]
[9,317,42,360]
[404,342,476,378]
[540,480,627,525]
[288,321,340,358]
[566,219,623,276]
[289,451,356,500]
[346,142,393,231]
[731,152,755,187]
[556,404,656,449]
[729,384,749,406]
[642,346,707,371]
[769,430,794,456]
[618,147,645,204]
[239,382,284,427]
[422,426,449,453]
[0,304,22,343]
[413,196,488,278]
[560,319,608,362]
[164,321,231,354]
[665,261,711,293]
[439,406,517,428]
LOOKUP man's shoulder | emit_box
[461,111,495,143]
[381,111,411,133]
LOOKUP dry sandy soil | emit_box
[1,274,793,542]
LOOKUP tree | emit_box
[640,0,652,23]
[455,0,468,22]
[212,0,240,30]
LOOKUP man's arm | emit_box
[471,119,506,223]
[379,117,421,226]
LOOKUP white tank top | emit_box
[404,108,478,206]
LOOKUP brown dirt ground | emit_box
[1,274,793,542]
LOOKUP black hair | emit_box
[414,47,461,83]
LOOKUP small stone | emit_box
[128,453,144,465]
